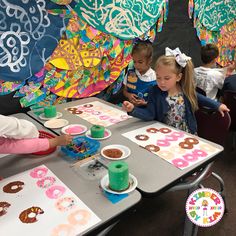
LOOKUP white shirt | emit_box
[123,68,156,85]
[194,66,225,100]
[0,115,39,139]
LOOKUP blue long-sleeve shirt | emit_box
[130,86,221,134]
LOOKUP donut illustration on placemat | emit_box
[0,202,11,217]
[3,181,24,193]
[122,124,222,170]
[0,165,101,235]
[19,207,44,223]
[66,101,131,127]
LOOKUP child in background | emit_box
[0,115,72,154]
[123,40,156,106]
[194,43,236,100]
[122,47,229,134]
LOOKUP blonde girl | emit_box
[122,47,229,134]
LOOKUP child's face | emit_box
[155,64,182,92]
[132,52,150,75]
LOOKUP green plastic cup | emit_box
[44,106,57,118]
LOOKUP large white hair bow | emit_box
[165,47,191,67]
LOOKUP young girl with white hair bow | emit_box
[122,47,229,134]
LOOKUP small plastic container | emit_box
[32,130,57,155]
[61,136,100,160]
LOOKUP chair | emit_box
[169,107,231,236]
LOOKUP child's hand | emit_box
[122,101,134,112]
[49,134,73,148]
[218,104,230,117]
[126,93,139,104]
[135,99,147,106]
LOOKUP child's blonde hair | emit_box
[155,55,198,112]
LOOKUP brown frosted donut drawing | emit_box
[146,128,159,133]
[159,128,172,134]
[135,134,149,141]
[179,142,194,149]
[3,181,24,193]
[19,207,44,223]
[83,104,93,108]
[145,145,160,152]
[67,108,83,115]
[184,137,199,145]
[0,202,11,217]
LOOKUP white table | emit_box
[28,98,223,196]
[0,113,141,235]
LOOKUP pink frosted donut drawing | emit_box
[192,149,208,157]
[30,167,48,179]
[156,139,170,147]
[67,209,91,225]
[99,115,109,120]
[84,109,94,113]
[51,224,75,236]
[36,176,56,189]
[171,131,185,138]
[165,135,178,141]
[91,110,101,115]
[109,118,120,123]
[55,197,76,212]
[45,186,66,199]
[182,153,198,162]
[120,114,129,120]
[172,158,189,168]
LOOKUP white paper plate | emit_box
[61,124,87,135]
[44,119,69,129]
[39,112,63,120]
[85,129,112,140]
[100,174,138,194]
[101,144,131,160]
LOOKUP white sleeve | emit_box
[0,115,39,139]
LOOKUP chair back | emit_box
[195,108,231,146]
[196,87,206,96]
[223,90,236,131]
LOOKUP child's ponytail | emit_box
[180,60,198,112]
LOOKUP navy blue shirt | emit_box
[130,86,220,134]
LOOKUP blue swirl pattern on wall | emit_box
[0,0,66,82]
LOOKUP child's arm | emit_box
[0,115,39,139]
[197,93,230,116]
[123,88,156,120]
[0,135,72,154]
